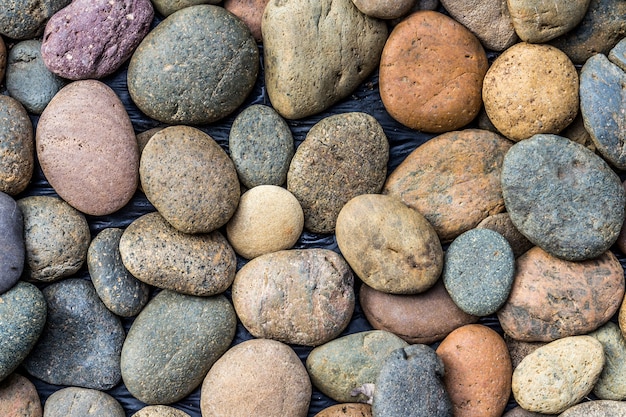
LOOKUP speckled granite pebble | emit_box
[0,282,46,382]
[507,0,590,43]
[476,213,533,258]
[0,0,70,40]
[121,290,236,404]
[0,373,42,417]
[589,321,626,400]
[314,403,372,417]
[0,95,34,196]
[128,5,258,124]
[132,405,191,417]
[87,228,150,317]
[43,387,125,417]
[501,134,625,261]
[0,192,24,294]
[22,278,125,390]
[558,400,626,416]
[18,196,90,282]
[228,104,294,189]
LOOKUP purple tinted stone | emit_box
[0,192,24,295]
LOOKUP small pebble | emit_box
[0,192,24,294]
[0,373,42,417]
[502,406,549,417]
[475,213,533,258]
[132,405,191,417]
[0,95,34,196]
[43,387,125,417]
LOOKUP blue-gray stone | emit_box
[22,278,125,390]
[501,134,625,261]
[609,37,626,71]
[0,281,46,382]
[0,0,71,40]
[443,228,515,316]
[87,228,150,317]
[0,192,24,294]
[372,344,453,417]
[229,104,294,189]
[6,39,66,115]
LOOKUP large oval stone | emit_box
[262,0,387,119]
[507,0,590,43]
[0,0,70,40]
[119,212,236,296]
[0,95,34,196]
[128,5,258,124]
[0,373,42,417]
[43,387,125,417]
[0,192,24,294]
[232,248,355,346]
[36,79,139,216]
[497,247,625,342]
[589,321,626,400]
[121,290,236,404]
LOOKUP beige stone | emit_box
[132,405,191,417]
[352,0,415,19]
[508,0,591,43]
[314,403,373,416]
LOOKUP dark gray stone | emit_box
[443,228,515,316]
[501,134,625,261]
[87,228,150,317]
[22,278,125,390]
[0,95,33,196]
[0,282,46,382]
[43,387,125,417]
[0,0,71,40]
[0,192,24,294]
[372,344,453,417]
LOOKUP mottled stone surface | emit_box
[372,344,452,417]
[314,403,372,417]
[232,249,355,346]
[380,10,487,132]
[0,36,5,81]
[223,0,269,41]
[36,80,139,216]
[128,5,258,124]
[43,387,125,417]
[559,400,626,416]
[508,0,590,43]
[504,334,546,369]
[502,406,549,417]
[228,104,294,188]
[0,192,24,294]
[87,228,150,317]
[132,405,191,417]
[0,95,34,196]
[384,129,512,242]
[287,112,388,234]
[23,278,125,390]
[352,0,415,19]
[140,125,240,234]
[263,0,387,119]
[200,339,311,416]
[512,336,604,414]
[0,0,71,40]
[306,330,408,403]
[609,37,626,71]
[0,282,46,382]
[436,324,512,417]
[501,134,625,261]
[336,193,442,294]
[18,196,90,282]
[476,212,533,257]
[119,212,236,296]
[0,373,42,417]
[121,290,236,404]
[152,0,220,16]
[589,322,626,400]
[483,43,579,141]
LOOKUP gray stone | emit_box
[121,290,236,404]
[22,278,125,390]
[609,37,626,71]
[228,104,294,189]
[152,0,220,16]
[6,40,66,114]
[128,5,258,124]
[443,228,515,316]
[43,387,125,417]
[502,406,550,417]
[0,95,33,196]
[0,282,46,382]
[87,228,150,317]
[476,213,533,258]
[372,344,453,417]
[507,0,590,43]
[558,400,626,416]
[0,192,24,294]
[501,134,625,261]
[589,322,626,400]
[0,0,71,40]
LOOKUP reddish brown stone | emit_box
[0,373,42,417]
[314,403,372,417]
[476,213,533,258]
[224,0,269,42]
[504,333,546,370]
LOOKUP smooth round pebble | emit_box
[132,405,191,417]
[0,95,34,196]
[43,387,125,417]
[558,400,626,417]
[0,192,24,294]
[507,0,590,43]
[226,185,303,259]
[476,212,533,258]
[351,0,414,19]
[0,373,42,417]
[315,403,372,417]
[200,339,311,417]
[0,0,70,40]
[589,321,626,400]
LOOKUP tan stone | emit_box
[224,0,269,41]
[132,405,191,417]
[351,0,415,19]
[314,403,373,417]
[0,373,42,417]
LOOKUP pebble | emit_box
[436,324,512,417]
[475,213,533,258]
[383,129,512,242]
[443,228,515,316]
[558,400,626,416]
[306,330,408,403]
[87,228,151,317]
[0,192,24,294]
[287,112,389,234]
[482,43,579,141]
[379,10,487,133]
[0,95,34,196]
[512,336,604,414]
[43,387,125,417]
[41,0,154,80]
[0,373,42,417]
[200,339,311,416]
[119,212,236,296]
[0,0,70,40]
[225,185,303,259]
[0,282,46,382]
[223,0,269,41]
[372,344,452,417]
[351,0,415,19]
[5,39,66,114]
[151,0,220,17]
[504,334,546,369]
[336,193,443,294]
[359,280,479,345]
[589,321,626,400]
[140,125,240,234]
[132,405,191,417]
[232,248,355,346]
[314,403,372,417]
[121,290,237,404]
[498,247,624,342]
[36,80,139,216]
[22,278,125,390]
[501,134,626,261]
[561,112,597,151]
[507,0,590,43]
[502,406,549,417]
[609,37,626,70]
[127,5,258,124]
[228,104,294,189]
[262,0,387,119]
[17,196,90,282]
